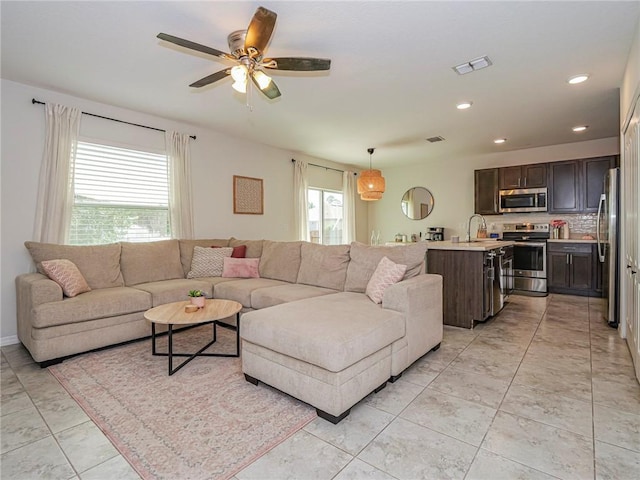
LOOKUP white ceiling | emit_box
[2,1,638,168]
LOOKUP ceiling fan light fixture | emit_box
[231,65,248,83]
[231,79,247,93]
[253,70,272,90]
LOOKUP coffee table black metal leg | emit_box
[151,322,157,355]
[168,324,173,376]
[236,313,240,357]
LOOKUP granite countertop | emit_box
[426,240,515,251]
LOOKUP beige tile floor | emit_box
[2,294,639,479]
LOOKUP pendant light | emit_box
[357,148,386,201]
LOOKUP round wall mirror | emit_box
[401,187,434,220]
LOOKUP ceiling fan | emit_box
[157,6,331,99]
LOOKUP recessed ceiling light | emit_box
[494,138,507,144]
[568,74,590,84]
[572,125,589,132]
[456,101,473,110]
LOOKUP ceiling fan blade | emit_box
[189,69,230,88]
[263,57,331,71]
[244,7,277,56]
[157,33,233,60]
[251,73,281,99]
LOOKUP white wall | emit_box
[369,137,620,243]
[0,79,366,343]
[621,17,640,126]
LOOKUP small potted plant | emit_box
[188,290,206,308]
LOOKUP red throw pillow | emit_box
[212,245,246,258]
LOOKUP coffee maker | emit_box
[427,227,444,241]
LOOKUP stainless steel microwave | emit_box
[499,187,548,213]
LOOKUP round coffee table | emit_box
[144,299,243,375]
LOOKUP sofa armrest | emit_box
[16,273,63,350]
[16,273,63,307]
[382,273,443,365]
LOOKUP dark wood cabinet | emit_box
[477,155,617,216]
[583,156,616,212]
[548,160,581,213]
[474,168,500,215]
[548,156,617,213]
[547,242,600,296]
[499,164,547,189]
[427,249,486,328]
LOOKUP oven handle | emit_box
[513,242,547,247]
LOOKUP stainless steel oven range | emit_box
[501,223,550,296]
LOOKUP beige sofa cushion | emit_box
[229,238,264,258]
[297,243,350,291]
[241,292,405,372]
[344,242,427,293]
[133,278,214,307]
[178,239,229,277]
[120,240,184,286]
[214,278,288,308]
[32,287,151,328]
[259,241,302,283]
[25,241,124,289]
[251,284,338,309]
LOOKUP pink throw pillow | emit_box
[222,257,260,278]
[41,259,91,297]
[365,256,407,304]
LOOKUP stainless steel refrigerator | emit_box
[597,167,619,326]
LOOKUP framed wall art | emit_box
[233,175,264,215]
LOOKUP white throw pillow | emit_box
[365,256,407,304]
[187,246,233,278]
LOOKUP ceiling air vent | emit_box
[452,56,493,75]
[426,136,445,143]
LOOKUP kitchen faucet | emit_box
[467,214,487,242]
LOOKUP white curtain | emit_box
[33,103,81,243]
[342,171,357,244]
[293,159,309,241]
[166,131,194,239]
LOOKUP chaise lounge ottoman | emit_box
[240,292,407,423]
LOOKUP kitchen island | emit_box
[426,240,515,329]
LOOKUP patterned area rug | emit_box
[49,324,317,480]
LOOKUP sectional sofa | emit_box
[16,238,443,422]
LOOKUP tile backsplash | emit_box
[483,213,597,237]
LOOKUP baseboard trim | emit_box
[1,335,20,347]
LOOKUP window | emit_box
[308,188,343,245]
[69,141,170,245]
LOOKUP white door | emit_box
[621,93,640,381]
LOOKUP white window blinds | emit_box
[69,141,170,245]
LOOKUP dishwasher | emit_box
[483,247,509,319]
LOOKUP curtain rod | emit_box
[32,99,196,140]
[291,158,357,175]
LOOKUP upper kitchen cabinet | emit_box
[499,164,547,189]
[583,156,617,212]
[548,160,581,213]
[548,156,618,213]
[474,168,500,215]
